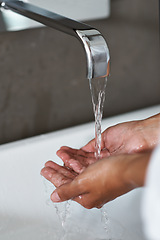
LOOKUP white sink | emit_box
[0,105,159,240]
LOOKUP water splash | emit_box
[54,201,71,240]
[100,206,112,238]
[54,201,71,227]
[43,178,71,239]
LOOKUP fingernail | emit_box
[51,191,61,202]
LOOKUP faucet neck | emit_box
[0,0,110,79]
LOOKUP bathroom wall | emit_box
[0,0,159,144]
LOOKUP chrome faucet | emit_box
[0,0,110,79]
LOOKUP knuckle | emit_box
[85,203,95,209]
[80,199,95,209]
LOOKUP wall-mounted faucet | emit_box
[0,0,110,79]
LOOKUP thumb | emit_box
[81,138,95,152]
[51,180,82,203]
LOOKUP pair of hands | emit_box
[41,114,159,209]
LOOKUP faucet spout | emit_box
[0,0,110,79]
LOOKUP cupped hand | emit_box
[57,114,160,173]
[41,161,78,188]
[56,146,109,174]
[41,152,151,209]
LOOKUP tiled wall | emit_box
[0,0,159,144]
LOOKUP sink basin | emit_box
[0,105,159,240]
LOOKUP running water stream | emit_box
[89,77,108,159]
[89,77,112,238]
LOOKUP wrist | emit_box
[123,152,152,189]
[140,114,160,149]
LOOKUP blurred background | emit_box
[0,0,159,144]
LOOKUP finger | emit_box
[41,167,73,187]
[50,180,86,203]
[57,150,93,171]
[51,186,100,209]
[57,147,95,159]
[75,149,95,158]
[66,153,89,167]
[57,150,85,165]
[59,146,94,157]
[81,139,95,152]
[45,161,77,178]
[69,149,109,163]
[66,157,97,173]
[67,158,86,173]
[100,149,110,158]
[81,132,106,153]
[56,149,71,162]
[59,146,71,151]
